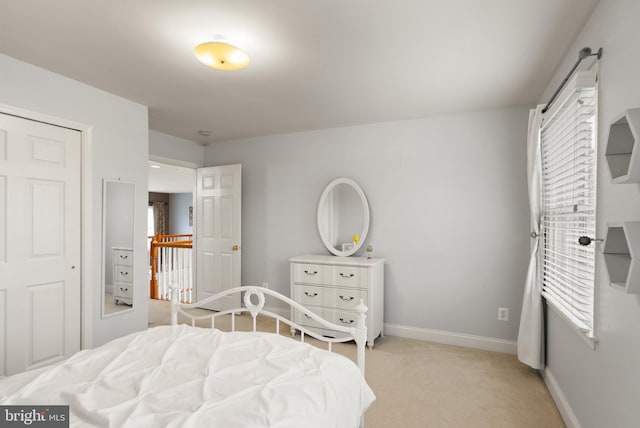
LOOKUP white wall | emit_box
[169,193,193,235]
[205,106,530,342]
[149,129,204,166]
[538,1,640,427]
[0,53,149,348]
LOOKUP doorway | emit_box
[147,159,196,324]
[146,160,243,325]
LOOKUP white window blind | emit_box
[540,71,597,335]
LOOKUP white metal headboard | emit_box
[169,286,368,375]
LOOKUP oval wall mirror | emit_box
[317,178,370,257]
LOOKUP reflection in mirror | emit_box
[317,178,370,257]
[102,180,135,317]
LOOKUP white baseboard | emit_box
[543,368,582,428]
[260,309,517,355]
[383,323,517,355]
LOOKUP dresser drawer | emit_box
[294,284,329,307]
[321,308,359,340]
[114,265,133,283]
[330,288,368,311]
[332,265,368,288]
[114,284,132,299]
[293,306,325,330]
[327,308,360,328]
[113,249,133,266]
[293,263,328,285]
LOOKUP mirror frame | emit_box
[317,178,370,257]
[101,178,136,318]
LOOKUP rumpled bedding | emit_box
[0,325,375,427]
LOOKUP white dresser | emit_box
[290,254,384,349]
[112,247,133,306]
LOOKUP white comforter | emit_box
[0,325,375,427]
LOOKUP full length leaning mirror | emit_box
[317,178,370,257]
[102,179,135,317]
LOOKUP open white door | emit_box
[0,113,81,376]
[195,164,241,311]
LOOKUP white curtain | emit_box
[517,105,545,370]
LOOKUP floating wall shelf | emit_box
[605,108,640,183]
[602,222,640,294]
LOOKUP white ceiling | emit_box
[148,161,194,194]
[0,0,598,145]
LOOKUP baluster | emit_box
[179,247,185,302]
[168,246,173,300]
[165,247,171,298]
[187,247,193,303]
[166,246,170,300]
[159,246,163,299]
[162,245,167,300]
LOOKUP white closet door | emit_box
[195,164,241,311]
[0,113,81,377]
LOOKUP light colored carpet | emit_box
[148,298,564,428]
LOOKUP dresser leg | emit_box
[367,340,374,350]
[290,326,296,337]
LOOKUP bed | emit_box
[0,286,375,427]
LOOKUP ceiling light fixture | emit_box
[194,35,249,71]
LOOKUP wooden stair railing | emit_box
[149,233,193,300]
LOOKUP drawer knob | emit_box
[339,295,354,301]
[120,287,128,292]
[339,273,355,278]
[304,292,318,297]
[120,271,128,276]
[304,270,318,275]
[339,318,355,324]
[304,313,312,319]
[119,255,128,259]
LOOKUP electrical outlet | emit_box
[498,307,509,321]
[262,282,269,289]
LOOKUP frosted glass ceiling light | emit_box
[194,35,249,71]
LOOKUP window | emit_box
[540,71,597,338]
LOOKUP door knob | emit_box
[232,245,240,251]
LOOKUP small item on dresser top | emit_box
[342,242,355,252]
[366,244,373,259]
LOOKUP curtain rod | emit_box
[542,47,602,114]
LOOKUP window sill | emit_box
[545,298,598,350]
